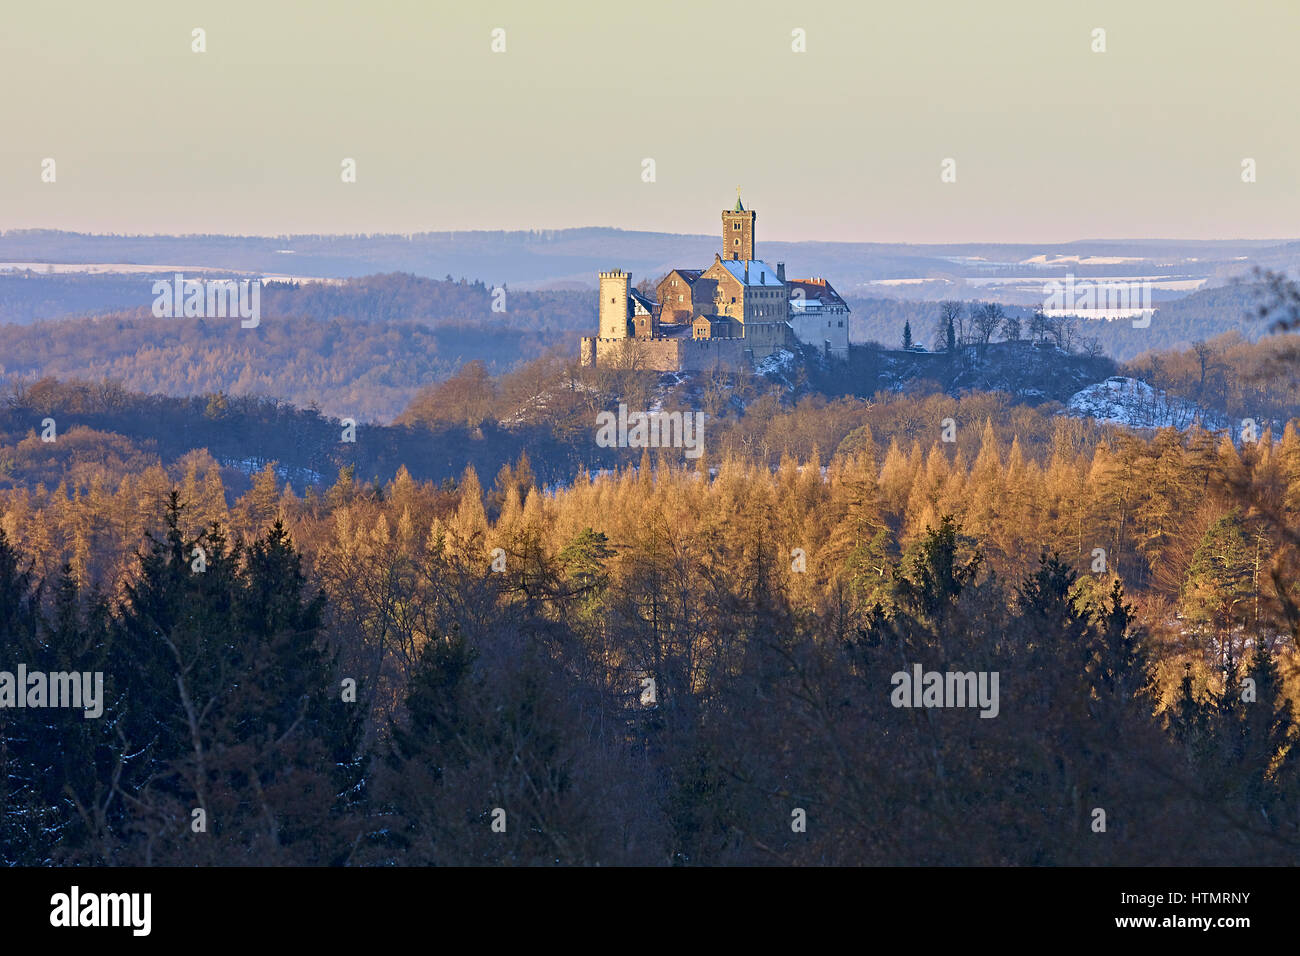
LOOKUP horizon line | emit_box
[0,227,1296,248]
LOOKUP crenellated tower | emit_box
[598,269,631,338]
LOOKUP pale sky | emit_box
[1,0,1296,243]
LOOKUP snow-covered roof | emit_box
[788,298,827,314]
[720,260,784,287]
[628,288,655,314]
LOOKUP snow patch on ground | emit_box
[755,348,798,378]
[1063,377,1226,431]
[223,457,323,485]
[499,380,600,426]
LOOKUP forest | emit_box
[2,277,1300,866]
[4,344,1300,863]
[0,272,591,421]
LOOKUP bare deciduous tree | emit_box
[970,301,1005,346]
[935,300,964,350]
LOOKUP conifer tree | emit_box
[0,528,46,863]
[98,497,364,863]
[1181,509,1255,663]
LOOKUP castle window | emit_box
[733,223,740,230]
[734,239,740,246]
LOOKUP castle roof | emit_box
[720,260,784,287]
[786,277,848,309]
[666,268,703,284]
[733,195,745,212]
[628,287,655,314]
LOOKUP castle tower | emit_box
[722,189,756,261]
[598,269,631,339]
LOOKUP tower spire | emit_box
[722,190,756,260]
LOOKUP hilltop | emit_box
[795,341,1117,406]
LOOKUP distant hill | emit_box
[850,281,1280,362]
[0,380,583,496]
[2,228,1295,294]
[0,270,592,329]
[0,274,595,422]
[1082,281,1278,360]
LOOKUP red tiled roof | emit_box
[786,278,847,308]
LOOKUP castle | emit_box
[579,194,850,371]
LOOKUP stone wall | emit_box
[678,337,746,371]
[739,319,796,362]
[583,335,746,372]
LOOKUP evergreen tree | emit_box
[0,529,45,862]
[894,515,983,622]
[1181,509,1255,663]
[97,498,365,863]
[1216,648,1293,816]
[1084,578,1154,709]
